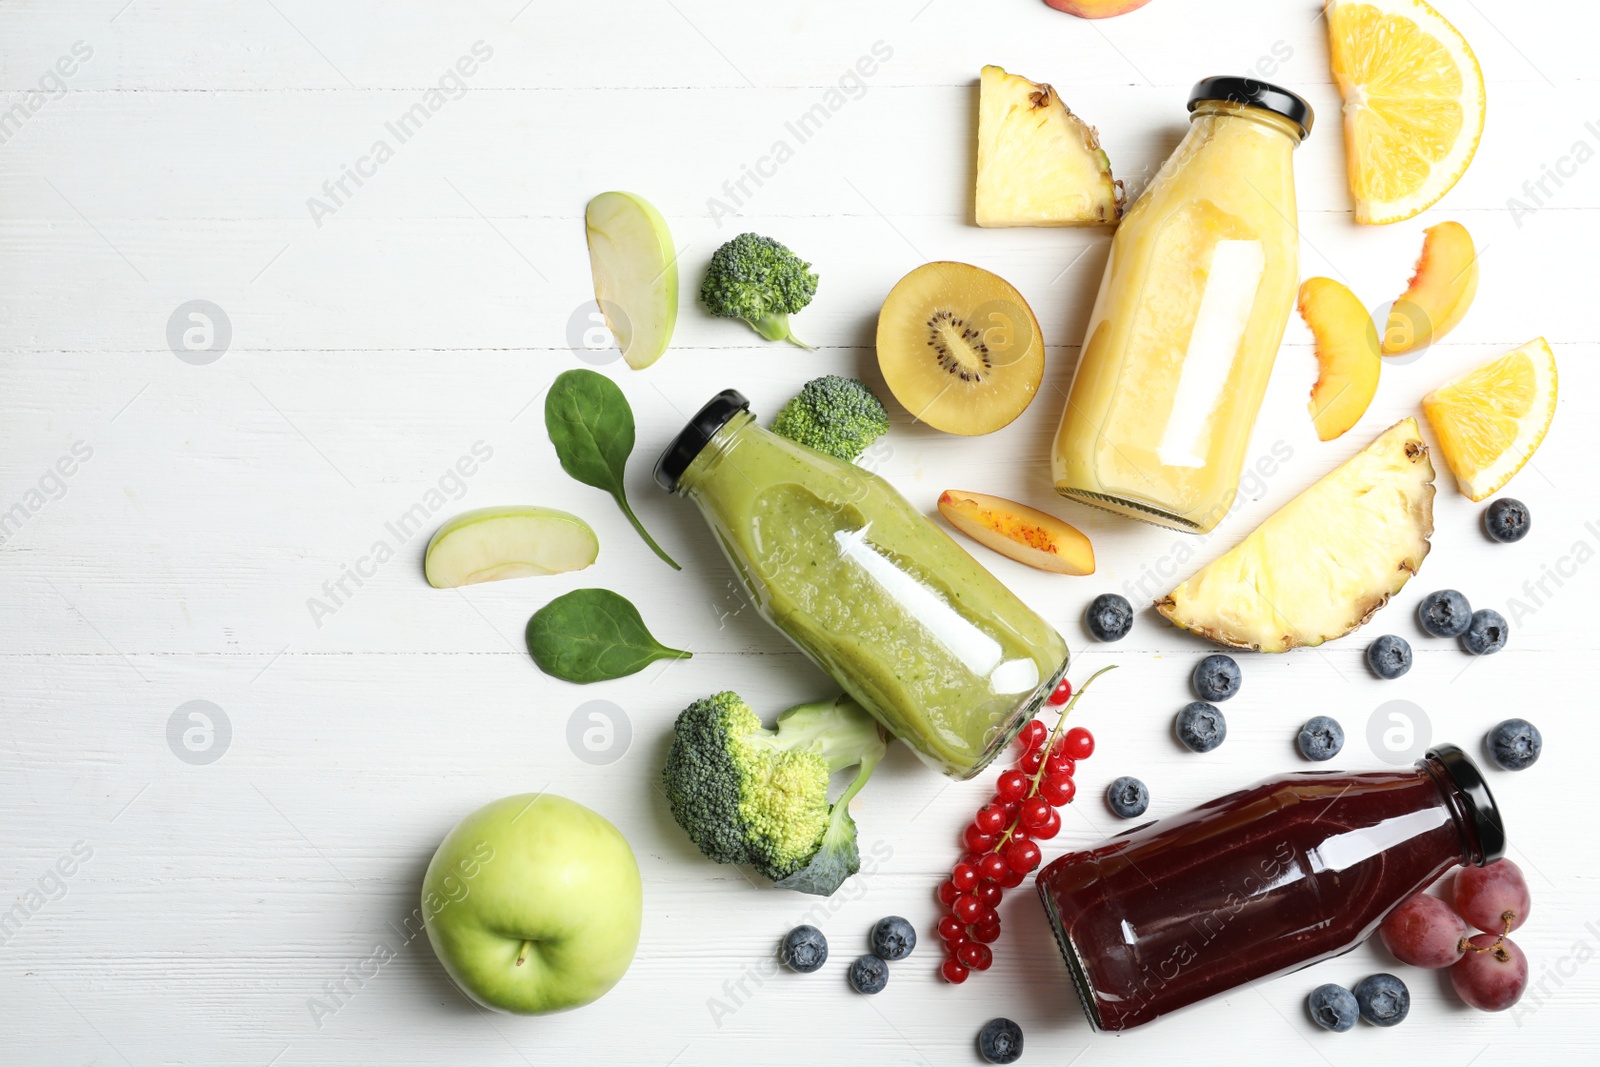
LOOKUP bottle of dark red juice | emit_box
[1036,744,1504,1032]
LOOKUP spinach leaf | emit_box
[545,369,679,569]
[525,588,692,683]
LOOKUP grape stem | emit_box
[991,665,1118,856]
[1464,912,1515,954]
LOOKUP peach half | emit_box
[1043,0,1154,17]
[937,491,1094,575]
[1382,221,1479,356]
[1300,276,1381,442]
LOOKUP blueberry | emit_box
[1086,593,1134,642]
[1297,716,1345,761]
[1353,972,1410,1027]
[1418,589,1472,637]
[1461,609,1508,655]
[1192,654,1242,702]
[1487,718,1542,770]
[1106,776,1150,818]
[1175,701,1226,753]
[1365,635,1413,680]
[1307,983,1359,1032]
[846,954,888,994]
[869,916,916,962]
[780,925,828,973]
[977,1018,1024,1064]
[1484,498,1531,543]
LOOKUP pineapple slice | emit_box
[1157,419,1435,652]
[976,65,1124,227]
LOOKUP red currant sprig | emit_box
[935,665,1115,984]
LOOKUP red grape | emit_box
[974,881,1003,908]
[996,770,1028,802]
[1454,859,1531,935]
[1063,727,1095,760]
[1379,893,1470,968]
[974,804,1008,835]
[1019,796,1052,832]
[1018,719,1047,752]
[978,852,1009,883]
[952,894,983,923]
[1451,933,1529,1011]
[1039,774,1076,806]
[964,823,997,852]
[1004,836,1042,873]
[937,879,959,906]
[941,957,970,984]
[937,914,964,941]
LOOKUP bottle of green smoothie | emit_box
[655,390,1069,779]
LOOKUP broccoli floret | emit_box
[699,233,819,348]
[663,690,887,896]
[771,375,891,462]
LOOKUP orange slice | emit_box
[1422,339,1557,501]
[1326,0,1485,225]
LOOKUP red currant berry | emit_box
[1019,719,1047,752]
[1019,796,1052,831]
[1048,678,1073,705]
[998,865,1026,888]
[937,914,964,941]
[978,852,1009,882]
[941,958,970,984]
[1033,807,1062,840]
[963,823,997,852]
[951,862,979,892]
[973,920,1002,943]
[974,805,1008,835]
[1004,836,1042,873]
[974,880,1003,908]
[1046,744,1075,775]
[1017,746,1045,774]
[1039,774,1076,806]
[938,879,960,906]
[952,894,983,923]
[996,769,1028,802]
[974,905,998,928]
[1063,726,1095,760]
[959,941,993,970]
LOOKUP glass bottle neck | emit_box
[1422,752,1490,866]
[1189,100,1306,144]
[676,410,757,496]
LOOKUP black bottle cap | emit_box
[1188,76,1314,140]
[1425,744,1507,865]
[654,389,750,492]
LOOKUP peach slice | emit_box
[1382,221,1479,355]
[1300,277,1381,442]
[1043,0,1154,17]
[938,491,1094,575]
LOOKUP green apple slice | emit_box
[585,191,678,370]
[425,507,598,588]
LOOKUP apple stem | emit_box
[515,939,534,967]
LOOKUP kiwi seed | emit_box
[927,310,991,382]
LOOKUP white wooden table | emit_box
[3,1,1597,1062]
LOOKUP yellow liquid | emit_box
[1053,103,1302,533]
[680,412,1068,778]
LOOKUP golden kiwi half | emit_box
[875,261,1045,435]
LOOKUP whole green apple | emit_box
[422,793,642,1015]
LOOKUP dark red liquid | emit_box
[1037,755,1489,1031]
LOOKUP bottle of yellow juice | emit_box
[1052,77,1313,533]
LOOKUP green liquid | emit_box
[681,413,1068,777]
